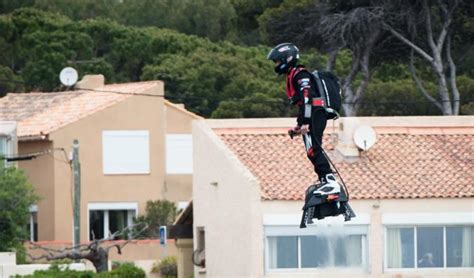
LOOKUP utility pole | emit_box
[72,140,81,258]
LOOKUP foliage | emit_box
[0,4,473,116]
[152,256,177,278]
[141,44,283,117]
[15,262,145,278]
[14,264,95,278]
[457,75,474,115]
[358,78,440,116]
[97,262,145,278]
[0,65,23,97]
[24,0,238,43]
[0,164,39,252]
[0,8,285,117]
[134,200,177,238]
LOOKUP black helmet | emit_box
[267,43,299,75]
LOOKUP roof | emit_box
[0,81,161,139]
[211,117,474,201]
[164,100,203,119]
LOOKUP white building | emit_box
[192,116,474,278]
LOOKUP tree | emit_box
[0,162,39,255]
[381,0,463,115]
[230,0,284,45]
[318,3,385,116]
[141,46,281,117]
[28,223,148,273]
[0,65,24,97]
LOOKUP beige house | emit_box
[192,116,474,278]
[0,76,200,264]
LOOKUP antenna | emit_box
[353,125,377,151]
[59,67,78,87]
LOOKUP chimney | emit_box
[74,74,105,90]
[335,117,360,157]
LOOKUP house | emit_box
[192,116,474,278]
[0,75,201,267]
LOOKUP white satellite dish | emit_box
[353,125,377,151]
[59,67,78,87]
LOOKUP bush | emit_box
[98,262,146,278]
[15,262,145,278]
[14,264,95,277]
[156,256,177,278]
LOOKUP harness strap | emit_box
[286,67,305,99]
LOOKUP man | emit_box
[418,253,435,268]
[267,42,341,196]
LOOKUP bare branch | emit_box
[105,223,148,252]
[409,49,443,111]
[383,22,434,62]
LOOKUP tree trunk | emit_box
[341,51,360,117]
[434,65,453,115]
[446,33,460,115]
[341,29,380,116]
[87,247,110,273]
[325,49,339,72]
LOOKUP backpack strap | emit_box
[313,71,328,106]
[286,67,305,100]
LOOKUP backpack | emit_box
[311,70,342,120]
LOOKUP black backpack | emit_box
[311,70,342,120]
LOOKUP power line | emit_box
[4,148,68,162]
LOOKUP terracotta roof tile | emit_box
[218,131,474,200]
[0,81,160,138]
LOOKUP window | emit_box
[193,227,206,268]
[386,226,474,269]
[0,136,13,167]
[166,134,193,174]
[266,226,367,270]
[88,203,137,240]
[27,205,38,242]
[0,136,7,156]
[102,130,150,174]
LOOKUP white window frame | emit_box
[263,213,370,273]
[87,202,138,240]
[383,212,474,272]
[102,130,150,175]
[166,134,193,174]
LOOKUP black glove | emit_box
[288,126,301,139]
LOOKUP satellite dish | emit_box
[59,67,78,87]
[353,125,377,151]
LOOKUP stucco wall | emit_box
[18,140,56,241]
[165,103,199,134]
[164,103,197,204]
[193,120,264,278]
